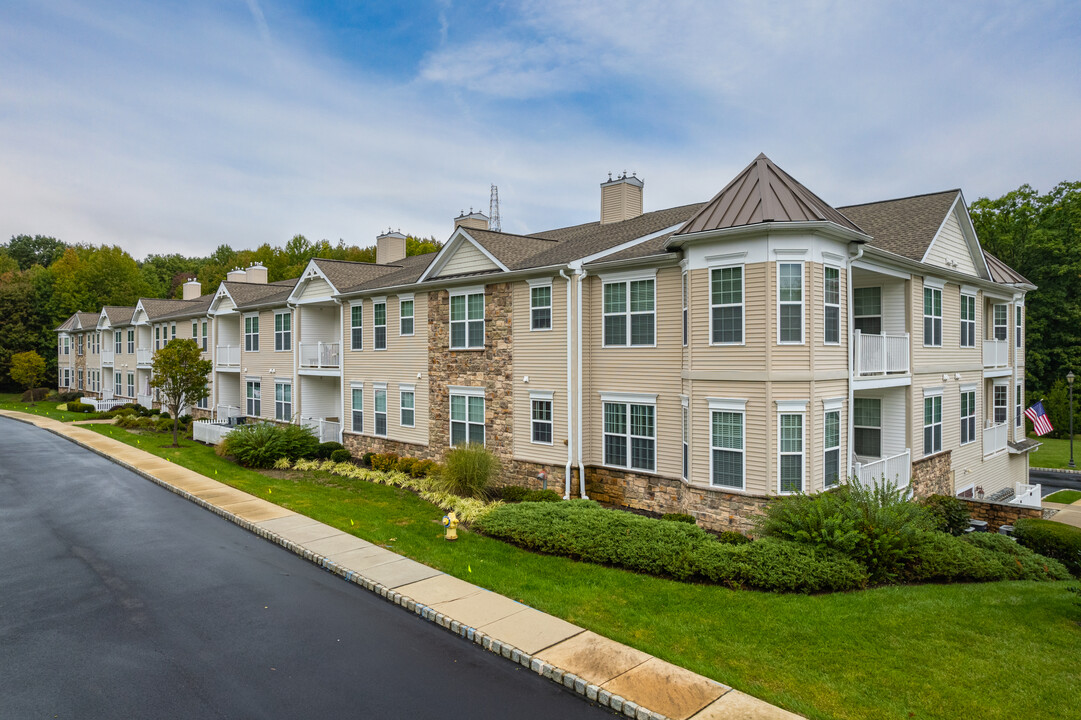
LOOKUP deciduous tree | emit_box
[9,350,46,404]
[150,339,212,447]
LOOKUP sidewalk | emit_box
[1,409,800,720]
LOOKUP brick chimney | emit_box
[246,263,268,284]
[600,172,644,224]
[376,229,407,265]
[454,209,490,232]
[182,279,202,300]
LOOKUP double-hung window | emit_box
[778,404,805,493]
[681,273,688,347]
[711,266,743,344]
[450,290,485,349]
[399,297,414,336]
[853,287,882,335]
[1016,381,1023,428]
[778,263,803,344]
[853,398,881,457]
[351,386,363,433]
[960,293,976,347]
[374,385,387,436]
[155,326,161,350]
[77,334,83,355]
[449,388,485,445]
[530,392,553,444]
[993,383,1008,425]
[923,285,942,346]
[274,312,291,351]
[924,392,943,455]
[77,369,84,390]
[246,380,261,416]
[115,372,122,397]
[170,323,176,341]
[114,331,122,354]
[824,266,840,344]
[602,395,655,472]
[993,304,1008,342]
[192,320,199,343]
[1015,305,1022,349]
[603,277,655,346]
[530,285,552,331]
[275,382,291,421]
[681,399,689,480]
[350,303,363,350]
[374,301,387,350]
[202,321,208,351]
[960,388,977,445]
[127,329,135,354]
[400,386,415,427]
[824,405,841,488]
[710,399,745,489]
[244,315,259,352]
[127,373,134,398]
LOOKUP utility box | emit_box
[969,519,989,532]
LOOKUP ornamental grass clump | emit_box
[438,443,500,499]
[223,422,319,468]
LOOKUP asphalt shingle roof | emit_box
[224,279,298,310]
[838,190,959,261]
[102,306,135,326]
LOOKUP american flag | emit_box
[1024,401,1054,437]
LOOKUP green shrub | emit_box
[903,531,1070,583]
[410,459,437,477]
[155,417,174,433]
[371,453,400,473]
[21,387,51,402]
[178,414,192,425]
[223,422,320,468]
[500,485,528,502]
[313,441,345,460]
[921,494,971,535]
[110,407,138,418]
[693,537,869,592]
[524,489,562,502]
[66,401,94,413]
[716,531,752,545]
[1015,519,1081,576]
[56,390,82,402]
[158,410,170,420]
[115,414,139,428]
[439,444,499,499]
[396,457,417,475]
[361,451,374,468]
[662,512,697,525]
[329,448,352,463]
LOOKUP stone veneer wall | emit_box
[957,497,1044,532]
[342,434,435,460]
[910,451,952,498]
[586,466,769,534]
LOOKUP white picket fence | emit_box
[193,420,233,445]
[81,396,126,412]
[1010,482,1041,508]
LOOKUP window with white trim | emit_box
[711,409,744,489]
[993,304,1007,342]
[115,330,122,354]
[853,287,882,335]
[400,388,415,427]
[824,410,841,488]
[275,382,292,421]
[603,401,655,471]
[681,401,689,480]
[77,334,83,355]
[450,390,485,445]
[1016,381,1023,428]
[77,369,83,390]
[170,323,176,340]
[374,386,387,435]
[994,384,1008,425]
[197,383,209,409]
[351,387,363,432]
[824,266,840,344]
[192,320,198,342]
[450,291,485,349]
[681,273,688,347]
[960,293,976,347]
[202,320,208,351]
[115,372,122,397]
[603,279,655,346]
[244,315,259,352]
[924,394,942,455]
[711,266,743,344]
[274,311,291,351]
[62,367,69,387]
[374,302,387,350]
[530,285,552,331]
[778,413,804,493]
[246,380,261,416]
[127,372,134,398]
[960,389,976,445]
[853,397,881,457]
[350,304,363,350]
[127,329,135,354]
[155,326,161,350]
[531,397,553,444]
[923,287,942,346]
[778,263,803,344]
[1015,305,1022,348]
[400,298,414,336]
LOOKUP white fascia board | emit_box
[288,260,339,305]
[528,389,555,400]
[667,220,870,250]
[418,228,509,283]
[573,223,684,267]
[775,400,808,412]
[921,192,989,281]
[860,246,1022,295]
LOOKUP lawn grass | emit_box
[85,422,1081,720]
[1029,433,1081,469]
[1044,489,1081,504]
[0,392,103,423]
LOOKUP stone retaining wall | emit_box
[910,451,952,498]
[957,497,1044,532]
[342,432,435,461]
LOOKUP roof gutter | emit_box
[860,246,1037,293]
[331,263,571,301]
[665,220,871,250]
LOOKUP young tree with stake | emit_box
[150,339,212,447]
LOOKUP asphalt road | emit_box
[0,418,612,719]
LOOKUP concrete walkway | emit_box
[1044,497,1081,528]
[1,409,801,720]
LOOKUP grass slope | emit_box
[85,424,1081,720]
[0,392,103,423]
[1029,433,1081,469]
[1044,489,1081,504]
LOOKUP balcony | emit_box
[302,416,341,443]
[137,393,154,409]
[983,422,1008,456]
[216,404,242,422]
[853,331,909,376]
[853,449,911,490]
[136,347,152,366]
[983,339,1009,369]
[101,350,115,366]
[216,345,241,368]
[299,342,340,370]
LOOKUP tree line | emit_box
[0,233,441,391]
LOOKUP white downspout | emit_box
[288,302,299,424]
[559,269,574,499]
[576,267,589,499]
[333,299,344,442]
[847,241,864,482]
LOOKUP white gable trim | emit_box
[418,228,509,283]
[575,223,684,267]
[96,310,112,330]
[288,260,339,305]
[921,193,991,280]
[209,284,239,315]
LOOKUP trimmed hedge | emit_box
[499,486,563,503]
[903,531,1070,583]
[313,441,345,460]
[66,401,94,413]
[662,513,697,524]
[1014,519,1081,576]
[329,448,352,463]
[920,494,971,536]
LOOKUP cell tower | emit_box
[489,184,501,232]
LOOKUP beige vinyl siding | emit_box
[297,277,333,301]
[811,263,847,370]
[964,451,1027,497]
[811,380,848,491]
[771,261,811,371]
[436,241,500,277]
[343,293,429,447]
[912,277,983,370]
[583,267,682,478]
[949,371,984,489]
[688,263,768,371]
[512,278,569,465]
[687,381,769,494]
[240,309,293,421]
[924,211,979,277]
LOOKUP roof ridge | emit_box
[838,188,960,210]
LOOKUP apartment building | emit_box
[58,154,1035,530]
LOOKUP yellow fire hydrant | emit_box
[442,511,459,541]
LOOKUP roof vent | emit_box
[454,208,490,232]
[376,229,407,265]
[600,172,644,224]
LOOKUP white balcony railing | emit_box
[216,345,241,367]
[984,422,1009,456]
[302,417,341,443]
[137,393,154,409]
[853,449,911,490]
[299,342,340,369]
[216,404,242,422]
[136,347,153,365]
[854,331,910,376]
[1011,482,1041,508]
[101,350,115,365]
[194,420,233,445]
[983,339,1009,368]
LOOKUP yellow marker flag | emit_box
[267,489,272,494]
[468,565,472,573]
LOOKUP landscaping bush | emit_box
[329,448,352,463]
[903,531,1070,583]
[662,512,697,525]
[223,422,320,468]
[1014,519,1081,576]
[110,407,138,418]
[396,457,417,475]
[371,453,401,473]
[155,418,174,433]
[716,531,753,545]
[158,410,170,420]
[115,414,140,428]
[313,441,345,460]
[178,414,192,425]
[56,390,82,402]
[439,444,499,499]
[410,459,437,478]
[361,452,374,468]
[693,537,869,593]
[66,401,94,413]
[523,489,562,502]
[21,387,51,402]
[499,485,528,502]
[920,494,971,535]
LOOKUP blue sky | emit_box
[1,0,1079,259]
